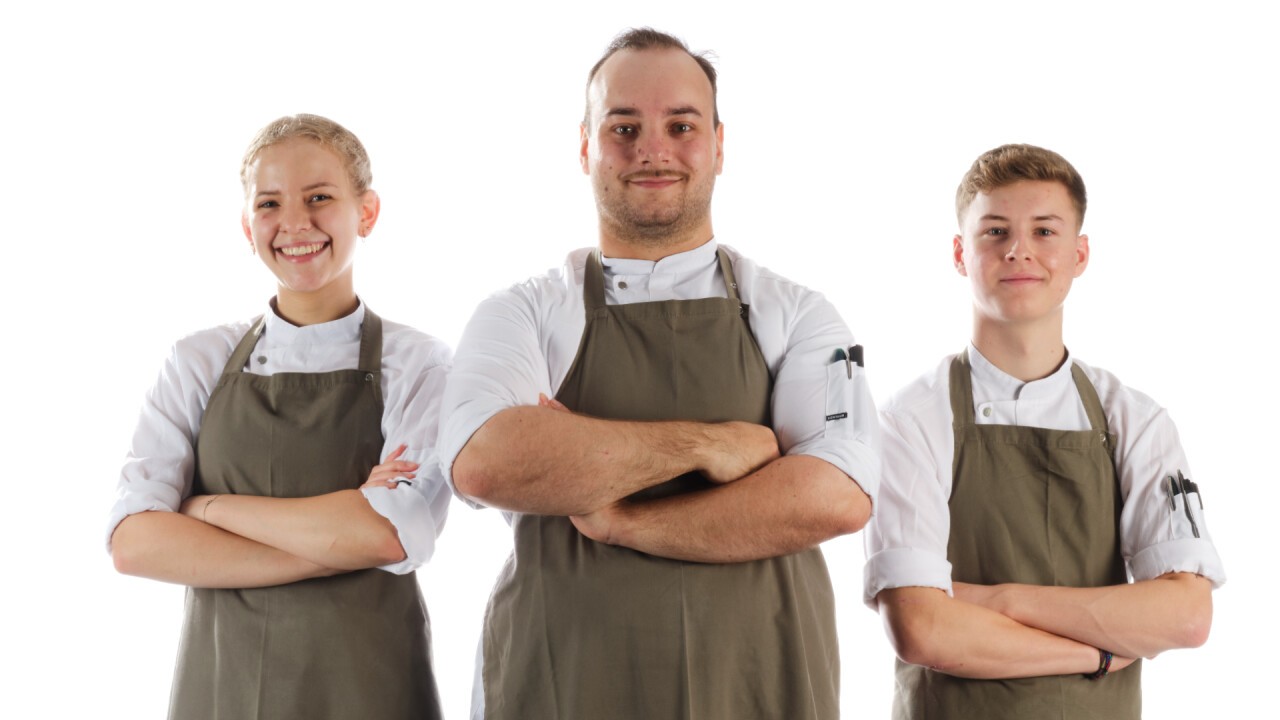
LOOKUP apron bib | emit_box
[893,350,1140,720]
[481,249,840,720]
[170,309,442,720]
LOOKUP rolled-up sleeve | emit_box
[1114,402,1226,588]
[437,291,554,507]
[768,288,879,504]
[366,335,454,574]
[862,407,954,607]
[106,337,223,551]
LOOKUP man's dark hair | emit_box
[583,28,719,126]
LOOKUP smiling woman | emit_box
[106,115,451,720]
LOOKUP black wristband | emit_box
[1085,649,1113,680]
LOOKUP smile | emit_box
[277,242,328,258]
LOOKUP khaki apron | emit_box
[481,249,840,720]
[170,309,443,720]
[893,350,1140,720]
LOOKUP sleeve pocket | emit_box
[824,361,856,439]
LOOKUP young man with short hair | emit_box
[866,144,1225,719]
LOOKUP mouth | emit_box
[1000,273,1042,285]
[275,241,329,261]
[623,171,687,189]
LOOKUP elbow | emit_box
[109,517,146,577]
[825,479,872,538]
[1176,591,1214,650]
[879,588,952,670]
[452,448,496,503]
[885,609,944,669]
[1162,573,1215,651]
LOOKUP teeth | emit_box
[279,243,325,257]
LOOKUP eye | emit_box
[612,125,636,136]
[308,193,332,203]
[1034,227,1055,236]
[984,227,1007,236]
[256,200,279,210]
[671,122,694,133]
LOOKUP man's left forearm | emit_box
[574,454,871,563]
[954,572,1213,659]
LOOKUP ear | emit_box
[359,190,382,236]
[953,234,968,276]
[242,212,256,254]
[1073,233,1090,277]
[580,123,591,175]
[714,122,725,175]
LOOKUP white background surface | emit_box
[1,1,1271,717]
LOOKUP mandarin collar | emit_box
[262,299,366,347]
[967,342,1074,400]
[599,238,718,276]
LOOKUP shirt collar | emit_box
[600,238,718,276]
[262,298,366,348]
[967,342,1075,400]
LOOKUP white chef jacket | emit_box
[863,344,1226,607]
[437,239,879,507]
[106,302,453,574]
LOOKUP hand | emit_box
[570,502,627,545]
[537,393,569,412]
[362,444,419,489]
[700,421,780,484]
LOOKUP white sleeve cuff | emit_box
[787,440,880,508]
[1129,538,1226,589]
[863,547,954,609]
[361,485,441,575]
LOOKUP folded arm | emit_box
[111,510,342,588]
[877,586,1133,679]
[452,401,780,516]
[572,454,869,562]
[953,572,1212,660]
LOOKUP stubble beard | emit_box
[595,173,716,250]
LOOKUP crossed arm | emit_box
[111,448,416,588]
[452,398,871,563]
[877,572,1211,680]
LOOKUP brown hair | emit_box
[240,114,372,197]
[584,27,720,126]
[956,144,1086,227]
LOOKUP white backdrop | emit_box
[2,1,1271,717]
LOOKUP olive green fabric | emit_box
[893,350,1140,720]
[170,309,442,720]
[481,249,839,719]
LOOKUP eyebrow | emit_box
[253,181,339,199]
[978,213,1067,223]
[603,106,704,119]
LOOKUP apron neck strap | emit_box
[585,250,607,313]
[1069,361,1109,434]
[715,247,742,303]
[358,306,383,374]
[949,349,976,431]
[221,315,267,378]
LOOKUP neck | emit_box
[971,311,1067,382]
[274,283,359,327]
[598,221,715,261]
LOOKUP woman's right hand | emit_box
[362,444,419,489]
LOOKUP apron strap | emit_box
[1069,361,1110,435]
[715,247,742,303]
[358,306,384,374]
[948,349,976,433]
[584,250,607,313]
[220,315,267,378]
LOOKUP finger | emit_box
[383,443,408,463]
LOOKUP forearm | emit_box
[454,406,766,515]
[878,587,1108,679]
[198,490,406,571]
[960,573,1213,659]
[594,455,870,563]
[111,511,340,588]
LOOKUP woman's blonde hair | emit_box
[240,114,372,196]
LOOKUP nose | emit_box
[636,127,671,164]
[280,202,311,234]
[1004,233,1030,261]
